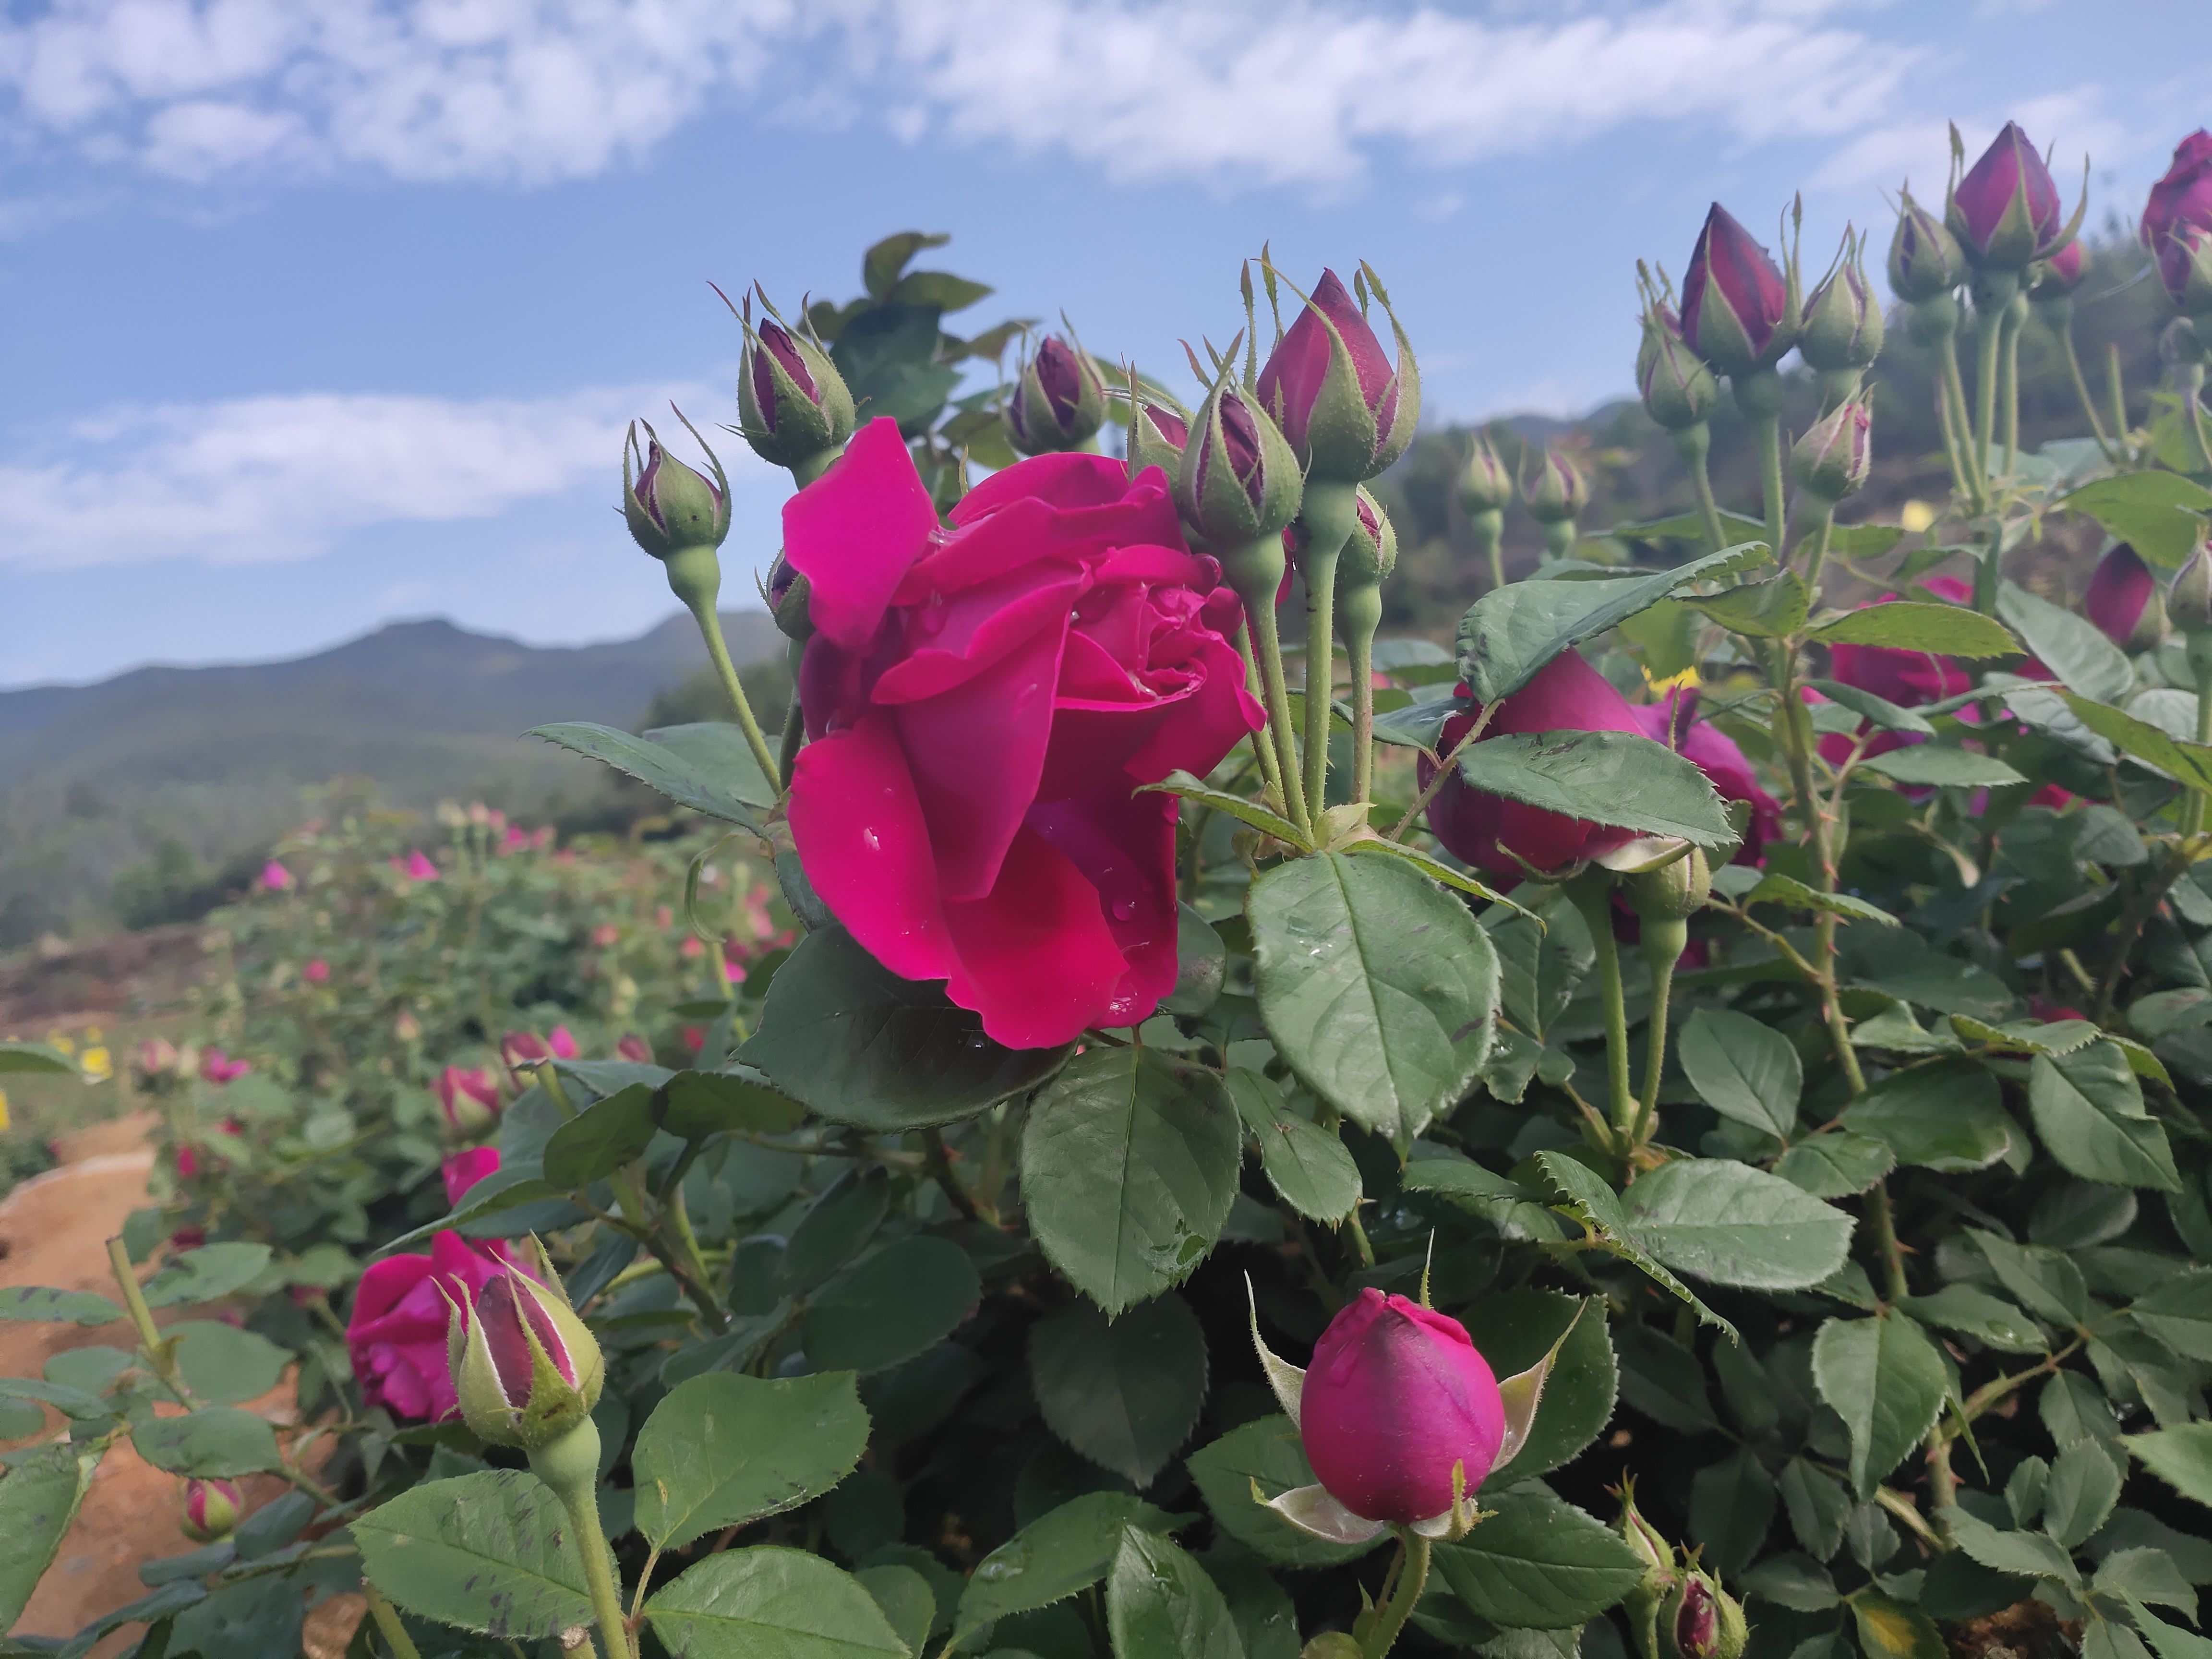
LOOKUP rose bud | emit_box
[1255,266,1419,484]
[1888,189,1967,304]
[1005,335,1106,456]
[1457,430,1512,515]
[1127,397,1189,482]
[1681,204,1794,379]
[302,957,330,984]
[1524,447,1588,561]
[615,1034,652,1064]
[1948,120,2068,270]
[2155,224,2212,318]
[1638,301,1719,433]
[441,1146,501,1207]
[2086,544,2168,652]
[436,1065,502,1137]
[1298,1287,1505,1525]
[180,1477,244,1544]
[623,414,732,620]
[1662,1569,1748,1659]
[1420,650,1647,880]
[1791,397,1873,503]
[2141,131,2212,312]
[1618,1479,1679,1659]
[2171,542,2212,635]
[1176,380,1304,586]
[447,1246,604,1451]
[499,1031,551,1072]
[735,305,855,483]
[1800,229,1885,401]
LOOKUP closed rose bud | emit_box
[623,420,730,561]
[1681,204,1794,378]
[736,310,855,479]
[1127,397,1189,481]
[1625,845,1711,925]
[1791,398,1873,502]
[500,1032,551,1072]
[1662,1570,1747,1659]
[1617,1479,1678,1659]
[1176,381,1304,574]
[436,1066,502,1137]
[1298,1287,1505,1524]
[1888,189,1967,303]
[1457,431,1512,515]
[2086,544,2167,652]
[1800,231,1885,375]
[441,1146,501,1207]
[448,1253,604,1451]
[2141,131,2212,313]
[2154,224,2212,318]
[180,1477,243,1544]
[767,551,814,642]
[1006,336,1106,456]
[2171,543,2212,634]
[1638,301,1719,432]
[615,1034,652,1063]
[1255,266,1418,483]
[1525,448,1588,525]
[1948,121,2067,269]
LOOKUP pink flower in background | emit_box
[722,945,747,986]
[198,1049,251,1084]
[680,935,706,960]
[396,850,439,881]
[259,861,293,891]
[682,1026,706,1054]
[547,1026,578,1060]
[2085,545,2165,652]
[615,1034,652,1063]
[303,958,330,984]
[435,1066,501,1133]
[591,924,620,948]
[503,825,528,851]
[346,1231,517,1421]
[176,1146,201,1178]
[655,906,674,929]
[442,1147,502,1207]
[1817,576,1976,765]
[1633,687,1782,862]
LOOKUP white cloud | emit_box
[0,0,1919,192]
[1808,90,2134,200]
[0,376,770,569]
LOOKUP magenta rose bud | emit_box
[1128,398,1190,482]
[1681,204,1793,378]
[1949,121,2066,269]
[442,1147,502,1208]
[180,1477,244,1544]
[1006,336,1106,456]
[449,1258,604,1449]
[1421,650,1647,880]
[1255,267,1416,482]
[737,310,855,477]
[2086,544,2167,652]
[1298,1288,1505,1524]
[1888,189,1967,304]
[436,1065,502,1136]
[2143,132,2212,253]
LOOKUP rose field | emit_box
[9,113,2212,1659]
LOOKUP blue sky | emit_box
[1,0,2207,688]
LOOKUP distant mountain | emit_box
[0,612,782,947]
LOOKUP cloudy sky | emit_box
[1,0,2206,687]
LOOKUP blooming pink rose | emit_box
[1818,576,1976,766]
[1633,688,1781,862]
[399,850,439,882]
[259,860,293,891]
[442,1147,502,1207]
[680,935,705,960]
[346,1231,515,1422]
[591,924,620,948]
[175,1146,201,1179]
[1300,1288,1506,1524]
[1419,650,1645,880]
[303,958,330,984]
[198,1048,251,1084]
[503,825,528,851]
[785,418,1262,1048]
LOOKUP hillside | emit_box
[0,610,783,945]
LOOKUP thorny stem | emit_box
[1675,425,1729,553]
[1565,873,1635,1134]
[688,592,783,794]
[1390,703,1498,842]
[107,1237,192,1401]
[2093,846,2194,1021]
[1236,623,1286,805]
[1999,297,2025,479]
[363,1584,424,1659]
[1971,274,2018,487]
[1243,577,1313,836]
[530,1419,635,1659]
[1345,589,1380,813]
[1930,344,1973,500]
[1750,408,1787,564]
[922,1128,986,1225]
[2059,326,2120,462]
[2106,342,2133,463]
[1364,1532,1433,1659]
[1938,332,1986,506]
[1864,1181,1909,1303]
[1801,505,1837,596]
[1298,481,1363,825]
[1471,508,1506,592]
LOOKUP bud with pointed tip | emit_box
[1255,266,1419,483]
[2171,543,2212,635]
[1334,486,1396,588]
[1457,431,1512,515]
[1127,397,1190,481]
[737,313,855,480]
[623,420,730,561]
[1617,1479,1679,1659]
[1176,381,1304,574]
[1949,122,2068,270]
[447,1246,604,1451]
[1681,204,1795,378]
[1792,398,1873,503]
[1889,189,1967,303]
[1662,1570,1748,1659]
[1625,845,1711,925]
[2086,544,2167,653]
[1006,336,1106,455]
[1800,232,1885,379]
[436,1065,501,1137]
[1525,448,1588,525]
[180,1477,243,1544]
[1638,302,1720,433]
[2155,224,2212,319]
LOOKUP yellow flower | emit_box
[0,1089,10,1131]
[45,1032,75,1056]
[82,1047,113,1082]
[1899,499,1936,534]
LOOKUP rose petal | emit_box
[941,824,1128,1048]
[783,418,940,651]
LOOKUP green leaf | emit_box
[1105,1526,1244,1659]
[1431,1483,1648,1630]
[2029,1044,2181,1191]
[1743,1553,1841,1611]
[2129,1268,2212,1360]
[1859,747,2029,788]
[1373,692,1471,751]
[1030,1293,1207,1487]
[854,1563,934,1655]
[1020,1046,1240,1316]
[1187,1414,1380,1569]
[1745,873,1902,928]
[2044,1440,2125,1547]
[1689,1445,1777,1577]
[1900,1286,2044,1353]
[1454,730,1737,847]
[1340,836,1520,911]
[1997,583,2134,703]
[633,1372,871,1551]
[1461,1291,1617,1482]
[1940,1505,2081,1583]
[140,1243,274,1310]
[1677,1008,1801,1138]
[742,924,1072,1130]
[2125,1423,2212,1511]
[835,304,961,429]
[1779,1458,1851,1560]
[1841,1060,2013,1172]
[0,1442,100,1632]
[1805,680,1936,736]
[1688,571,1810,639]
[1849,1590,1948,1659]
[781,1168,893,1295]
[1455,542,1772,702]
[862,230,951,297]
[802,1236,981,1374]
[1227,1070,1361,1224]
[1613,1323,1718,1432]
[0,1286,124,1324]
[2058,472,2212,568]
[950,1491,1186,1647]
[166,1320,292,1405]
[2057,693,2212,793]
[644,1545,908,1658]
[1776,1133,1898,1199]
[530,720,768,830]
[1811,1312,1949,1496]
[1140,769,1307,846]
[658,1068,808,1140]
[1972,1228,2088,1328]
[1167,904,1228,1017]
[1809,603,2019,657]
[1533,1152,1734,1337]
[0,1039,78,1074]
[2113,1592,2212,1659]
[541,1082,660,1188]
[1249,852,1500,1141]
[1619,1159,1854,1291]
[888,270,992,311]
[131,1407,282,1477]
[354,1470,595,1638]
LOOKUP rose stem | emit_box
[1674,424,1729,553]
[2058,323,2119,462]
[1340,569,1382,812]
[1298,480,1362,823]
[362,1586,424,1659]
[1734,368,1787,563]
[529,1419,635,1659]
[1235,624,1286,805]
[1970,270,2018,490]
[1998,294,2025,479]
[1564,872,1635,1135]
[1363,1532,1432,1659]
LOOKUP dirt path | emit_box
[0,1116,360,1656]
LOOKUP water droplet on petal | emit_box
[861,827,882,853]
